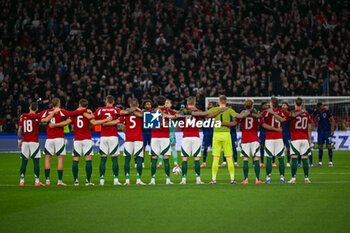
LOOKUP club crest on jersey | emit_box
[143,111,161,129]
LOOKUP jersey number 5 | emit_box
[129,116,136,129]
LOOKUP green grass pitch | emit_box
[0,151,349,233]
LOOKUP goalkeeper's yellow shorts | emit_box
[212,132,233,157]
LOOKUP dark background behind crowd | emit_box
[0,0,350,132]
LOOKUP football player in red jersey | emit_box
[261,97,304,184]
[148,96,177,185]
[285,98,312,183]
[178,97,204,184]
[18,102,58,186]
[105,98,146,185]
[23,97,88,186]
[93,95,133,186]
[222,99,282,184]
[49,99,112,186]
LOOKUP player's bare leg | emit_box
[99,154,107,185]
[149,155,158,185]
[57,155,66,186]
[163,154,173,184]
[85,155,94,186]
[72,156,80,186]
[111,155,120,185]
[44,155,51,185]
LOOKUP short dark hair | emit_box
[142,99,152,109]
[271,97,279,108]
[166,98,172,103]
[156,95,166,106]
[295,98,303,107]
[30,102,38,111]
[317,102,323,108]
[79,98,88,108]
[106,95,115,104]
[261,101,267,107]
[282,102,289,107]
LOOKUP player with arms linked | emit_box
[49,99,112,186]
[18,103,58,186]
[286,98,312,183]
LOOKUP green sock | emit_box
[151,158,157,178]
[112,157,119,178]
[266,157,272,177]
[164,158,170,178]
[45,169,50,180]
[136,157,143,179]
[158,154,163,164]
[194,160,200,177]
[20,159,28,179]
[33,158,40,180]
[58,170,63,181]
[86,160,92,182]
[124,156,131,179]
[182,161,188,178]
[72,160,79,181]
[278,157,285,176]
[302,158,309,178]
[99,157,107,178]
[254,160,260,180]
[291,158,298,178]
[171,146,177,164]
[243,160,249,180]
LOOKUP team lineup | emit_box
[17,95,335,186]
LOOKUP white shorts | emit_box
[99,136,119,155]
[240,141,260,158]
[44,138,66,156]
[290,139,311,156]
[21,142,41,159]
[124,141,144,158]
[150,138,171,156]
[181,137,201,157]
[265,139,284,157]
[73,140,93,156]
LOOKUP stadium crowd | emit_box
[0,0,350,126]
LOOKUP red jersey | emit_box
[235,116,263,143]
[151,107,176,138]
[19,115,42,142]
[94,106,121,137]
[261,108,285,140]
[119,110,143,142]
[70,115,91,141]
[183,109,202,138]
[23,108,87,139]
[286,110,311,140]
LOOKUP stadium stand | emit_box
[0,0,349,130]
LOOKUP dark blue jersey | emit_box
[282,121,291,137]
[230,116,237,140]
[313,109,333,132]
[203,118,213,134]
